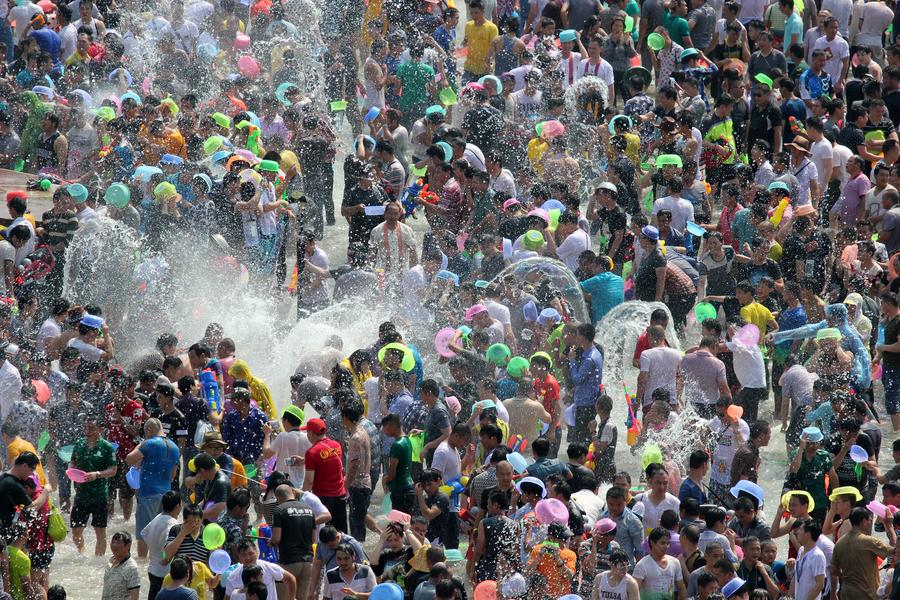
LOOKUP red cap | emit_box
[300,418,327,434]
[6,191,26,203]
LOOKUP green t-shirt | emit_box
[388,436,414,494]
[72,437,116,504]
[625,0,640,42]
[8,546,30,600]
[789,448,833,510]
[663,10,690,43]
[396,61,435,110]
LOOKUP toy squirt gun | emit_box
[399,178,438,217]
[200,369,221,412]
[623,383,642,446]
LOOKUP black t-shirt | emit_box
[479,485,513,512]
[591,205,629,263]
[498,216,529,242]
[883,315,900,370]
[635,249,666,301]
[567,462,595,493]
[747,105,783,151]
[0,473,30,526]
[200,470,231,508]
[343,187,387,245]
[461,105,503,152]
[836,123,866,152]
[884,90,900,129]
[176,396,210,444]
[424,492,451,543]
[481,253,508,281]
[157,408,188,445]
[373,546,414,577]
[271,500,316,564]
[738,259,782,287]
[781,232,831,289]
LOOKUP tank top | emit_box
[494,35,517,76]
[35,131,61,171]
[598,571,629,600]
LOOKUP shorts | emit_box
[71,499,109,529]
[111,460,136,499]
[883,367,900,415]
[30,547,54,569]
[135,494,164,540]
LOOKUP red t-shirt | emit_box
[532,375,560,422]
[105,399,145,459]
[305,438,346,498]
[632,330,670,362]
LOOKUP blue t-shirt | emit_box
[581,272,625,325]
[156,587,198,600]
[678,477,708,505]
[140,436,181,497]
[783,13,803,53]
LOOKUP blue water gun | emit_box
[400,178,424,217]
[200,369,221,412]
[257,524,277,562]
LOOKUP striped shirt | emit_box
[325,564,376,600]
[165,525,211,565]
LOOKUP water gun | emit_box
[419,184,438,204]
[507,434,528,454]
[439,477,467,506]
[770,197,790,227]
[623,383,642,446]
[253,523,278,562]
[98,146,112,159]
[400,178,424,217]
[200,369,221,412]
[788,116,806,137]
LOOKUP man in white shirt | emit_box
[653,179,695,232]
[225,538,296,600]
[486,152,516,197]
[813,17,849,93]
[140,491,181,597]
[789,519,828,600]
[262,406,311,488]
[544,211,591,272]
[431,423,469,484]
[636,326,682,410]
[807,119,833,201]
[0,342,22,424]
[482,286,516,353]
[6,0,42,45]
[36,299,70,352]
[819,0,851,37]
[56,4,77,61]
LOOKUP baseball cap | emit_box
[301,417,327,434]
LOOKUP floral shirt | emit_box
[657,43,684,87]
[221,406,267,464]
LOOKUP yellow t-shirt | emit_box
[7,438,46,486]
[740,302,773,339]
[464,20,499,76]
[162,561,215,600]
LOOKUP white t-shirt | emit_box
[67,337,104,361]
[794,545,827,600]
[810,139,833,192]
[402,265,432,324]
[792,159,819,207]
[558,51,583,89]
[709,416,750,485]
[0,240,14,297]
[7,217,33,268]
[59,23,77,60]
[511,89,544,122]
[483,320,506,345]
[483,300,511,326]
[578,58,615,86]
[866,185,897,221]
[491,168,517,197]
[639,347,682,406]
[36,317,61,352]
[299,247,330,306]
[632,554,682,599]
[557,228,592,272]
[572,489,605,530]
[813,34,850,84]
[140,514,177,578]
[725,341,766,388]
[832,144,853,187]
[820,0,852,35]
[737,0,766,22]
[225,561,285,600]
[507,65,542,92]
[271,429,312,487]
[431,440,462,483]
[857,1,893,46]
[653,196,694,231]
[7,3,42,43]
[715,18,745,41]
[634,492,680,531]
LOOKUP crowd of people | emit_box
[0,0,899,598]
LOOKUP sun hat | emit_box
[258,159,280,173]
[593,518,617,534]
[80,314,104,329]
[680,47,700,61]
[815,327,842,341]
[515,476,547,497]
[828,485,863,502]
[559,29,577,42]
[785,136,811,154]
[722,577,749,599]
[767,181,789,192]
[795,204,815,217]
[503,198,521,210]
[464,304,489,321]
[596,181,618,195]
[641,225,660,241]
